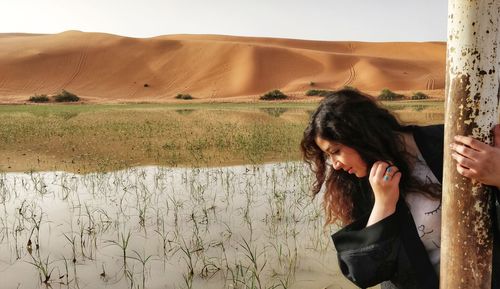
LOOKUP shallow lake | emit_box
[0,162,359,289]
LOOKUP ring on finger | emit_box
[384,165,399,181]
[385,165,396,173]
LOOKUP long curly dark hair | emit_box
[300,89,439,226]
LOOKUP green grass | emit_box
[0,103,316,172]
[0,101,444,173]
[380,99,444,109]
[0,102,318,113]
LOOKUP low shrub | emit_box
[378,89,405,101]
[343,85,359,92]
[305,89,334,97]
[53,90,80,102]
[175,94,193,100]
[28,94,49,103]
[260,90,288,100]
[411,91,429,100]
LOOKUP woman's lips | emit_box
[348,168,354,174]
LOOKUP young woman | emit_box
[300,89,500,289]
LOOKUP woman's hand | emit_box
[369,161,401,207]
[367,161,401,227]
[450,124,500,188]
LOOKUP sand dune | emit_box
[0,31,446,103]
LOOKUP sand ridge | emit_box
[0,31,446,103]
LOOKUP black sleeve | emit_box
[493,187,500,234]
[331,209,400,288]
[492,187,500,289]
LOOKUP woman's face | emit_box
[315,136,368,178]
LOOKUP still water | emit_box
[0,162,354,289]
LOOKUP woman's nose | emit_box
[326,155,343,170]
[331,160,343,170]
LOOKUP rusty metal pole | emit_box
[441,0,500,288]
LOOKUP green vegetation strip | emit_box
[0,101,444,173]
[0,102,319,113]
[0,104,316,172]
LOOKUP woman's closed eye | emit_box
[324,149,339,165]
[328,149,339,155]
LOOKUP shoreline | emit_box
[0,89,445,105]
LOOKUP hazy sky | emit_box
[0,0,448,41]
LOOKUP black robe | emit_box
[331,124,500,289]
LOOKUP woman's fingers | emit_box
[385,167,400,182]
[450,142,480,160]
[452,131,500,187]
[375,161,390,178]
[451,152,475,169]
[370,161,387,178]
[392,171,402,183]
[456,164,477,178]
[369,161,379,178]
[370,161,399,183]
[453,135,488,151]
[451,135,489,173]
[369,161,401,208]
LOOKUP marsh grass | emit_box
[127,250,155,289]
[0,151,458,288]
[27,250,56,285]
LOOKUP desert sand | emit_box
[0,31,446,103]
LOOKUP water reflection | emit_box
[0,162,345,289]
[259,107,288,117]
[29,110,80,120]
[393,110,444,125]
[175,109,197,115]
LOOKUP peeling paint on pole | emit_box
[441,0,499,289]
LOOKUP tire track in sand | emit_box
[343,42,357,87]
[59,42,89,90]
[425,76,435,90]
